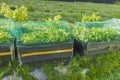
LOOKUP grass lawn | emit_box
[0,0,120,22]
[42,52,120,80]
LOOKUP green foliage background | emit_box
[0,0,120,22]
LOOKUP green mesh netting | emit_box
[15,21,72,45]
[0,19,14,45]
[104,18,120,32]
[73,22,120,42]
[75,22,106,28]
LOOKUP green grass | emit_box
[0,64,12,79]
[0,0,120,22]
[0,61,37,80]
[42,52,120,80]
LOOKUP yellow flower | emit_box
[54,15,62,21]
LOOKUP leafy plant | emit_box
[72,25,120,42]
[43,15,62,22]
[1,2,28,21]
[16,66,37,80]
[18,22,71,45]
[81,12,101,22]
[0,30,13,44]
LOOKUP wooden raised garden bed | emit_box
[15,21,73,67]
[73,22,120,56]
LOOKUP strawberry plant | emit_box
[0,30,13,44]
[72,25,120,42]
[18,22,72,45]
[0,19,13,44]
